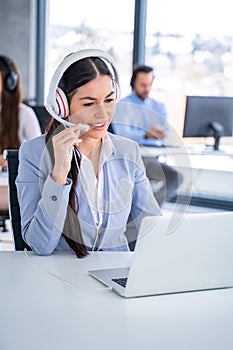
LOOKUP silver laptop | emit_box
[88,212,233,298]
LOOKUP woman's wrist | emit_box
[51,169,68,185]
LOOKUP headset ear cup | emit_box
[0,55,19,92]
[55,87,69,118]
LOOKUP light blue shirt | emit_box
[16,133,161,255]
[112,91,168,146]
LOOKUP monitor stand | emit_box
[208,121,224,151]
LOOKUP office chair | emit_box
[0,209,9,232]
[30,105,51,133]
[0,179,9,232]
[3,149,31,250]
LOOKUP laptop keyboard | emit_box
[112,277,128,288]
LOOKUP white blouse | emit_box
[79,134,113,229]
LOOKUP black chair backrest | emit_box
[4,149,31,251]
[107,123,115,134]
[30,105,52,133]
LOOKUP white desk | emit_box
[140,145,233,206]
[0,251,233,350]
[0,170,8,186]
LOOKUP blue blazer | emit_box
[16,133,161,255]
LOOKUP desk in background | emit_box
[0,251,233,350]
[140,144,233,210]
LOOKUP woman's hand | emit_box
[51,125,82,184]
[145,124,166,140]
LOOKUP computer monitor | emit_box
[183,96,233,150]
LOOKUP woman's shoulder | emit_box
[18,103,40,126]
[107,132,140,156]
[21,133,46,146]
[18,134,53,179]
[108,132,137,144]
[19,134,46,160]
[19,103,36,115]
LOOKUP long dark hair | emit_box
[46,56,118,258]
[0,57,21,153]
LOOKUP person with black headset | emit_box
[0,55,41,167]
[16,49,161,258]
[112,65,183,207]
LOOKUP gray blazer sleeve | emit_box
[16,137,72,255]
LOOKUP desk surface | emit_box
[0,170,8,186]
[140,146,233,171]
[140,145,233,204]
[0,251,232,350]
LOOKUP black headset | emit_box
[130,65,154,89]
[0,55,19,92]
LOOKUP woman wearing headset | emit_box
[0,55,41,167]
[16,49,161,258]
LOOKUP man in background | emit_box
[112,65,182,207]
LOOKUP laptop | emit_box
[88,212,233,298]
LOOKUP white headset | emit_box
[46,49,120,128]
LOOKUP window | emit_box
[46,0,135,100]
[146,0,233,134]
[146,0,233,96]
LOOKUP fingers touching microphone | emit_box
[51,125,83,184]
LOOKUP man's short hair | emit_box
[130,65,154,89]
